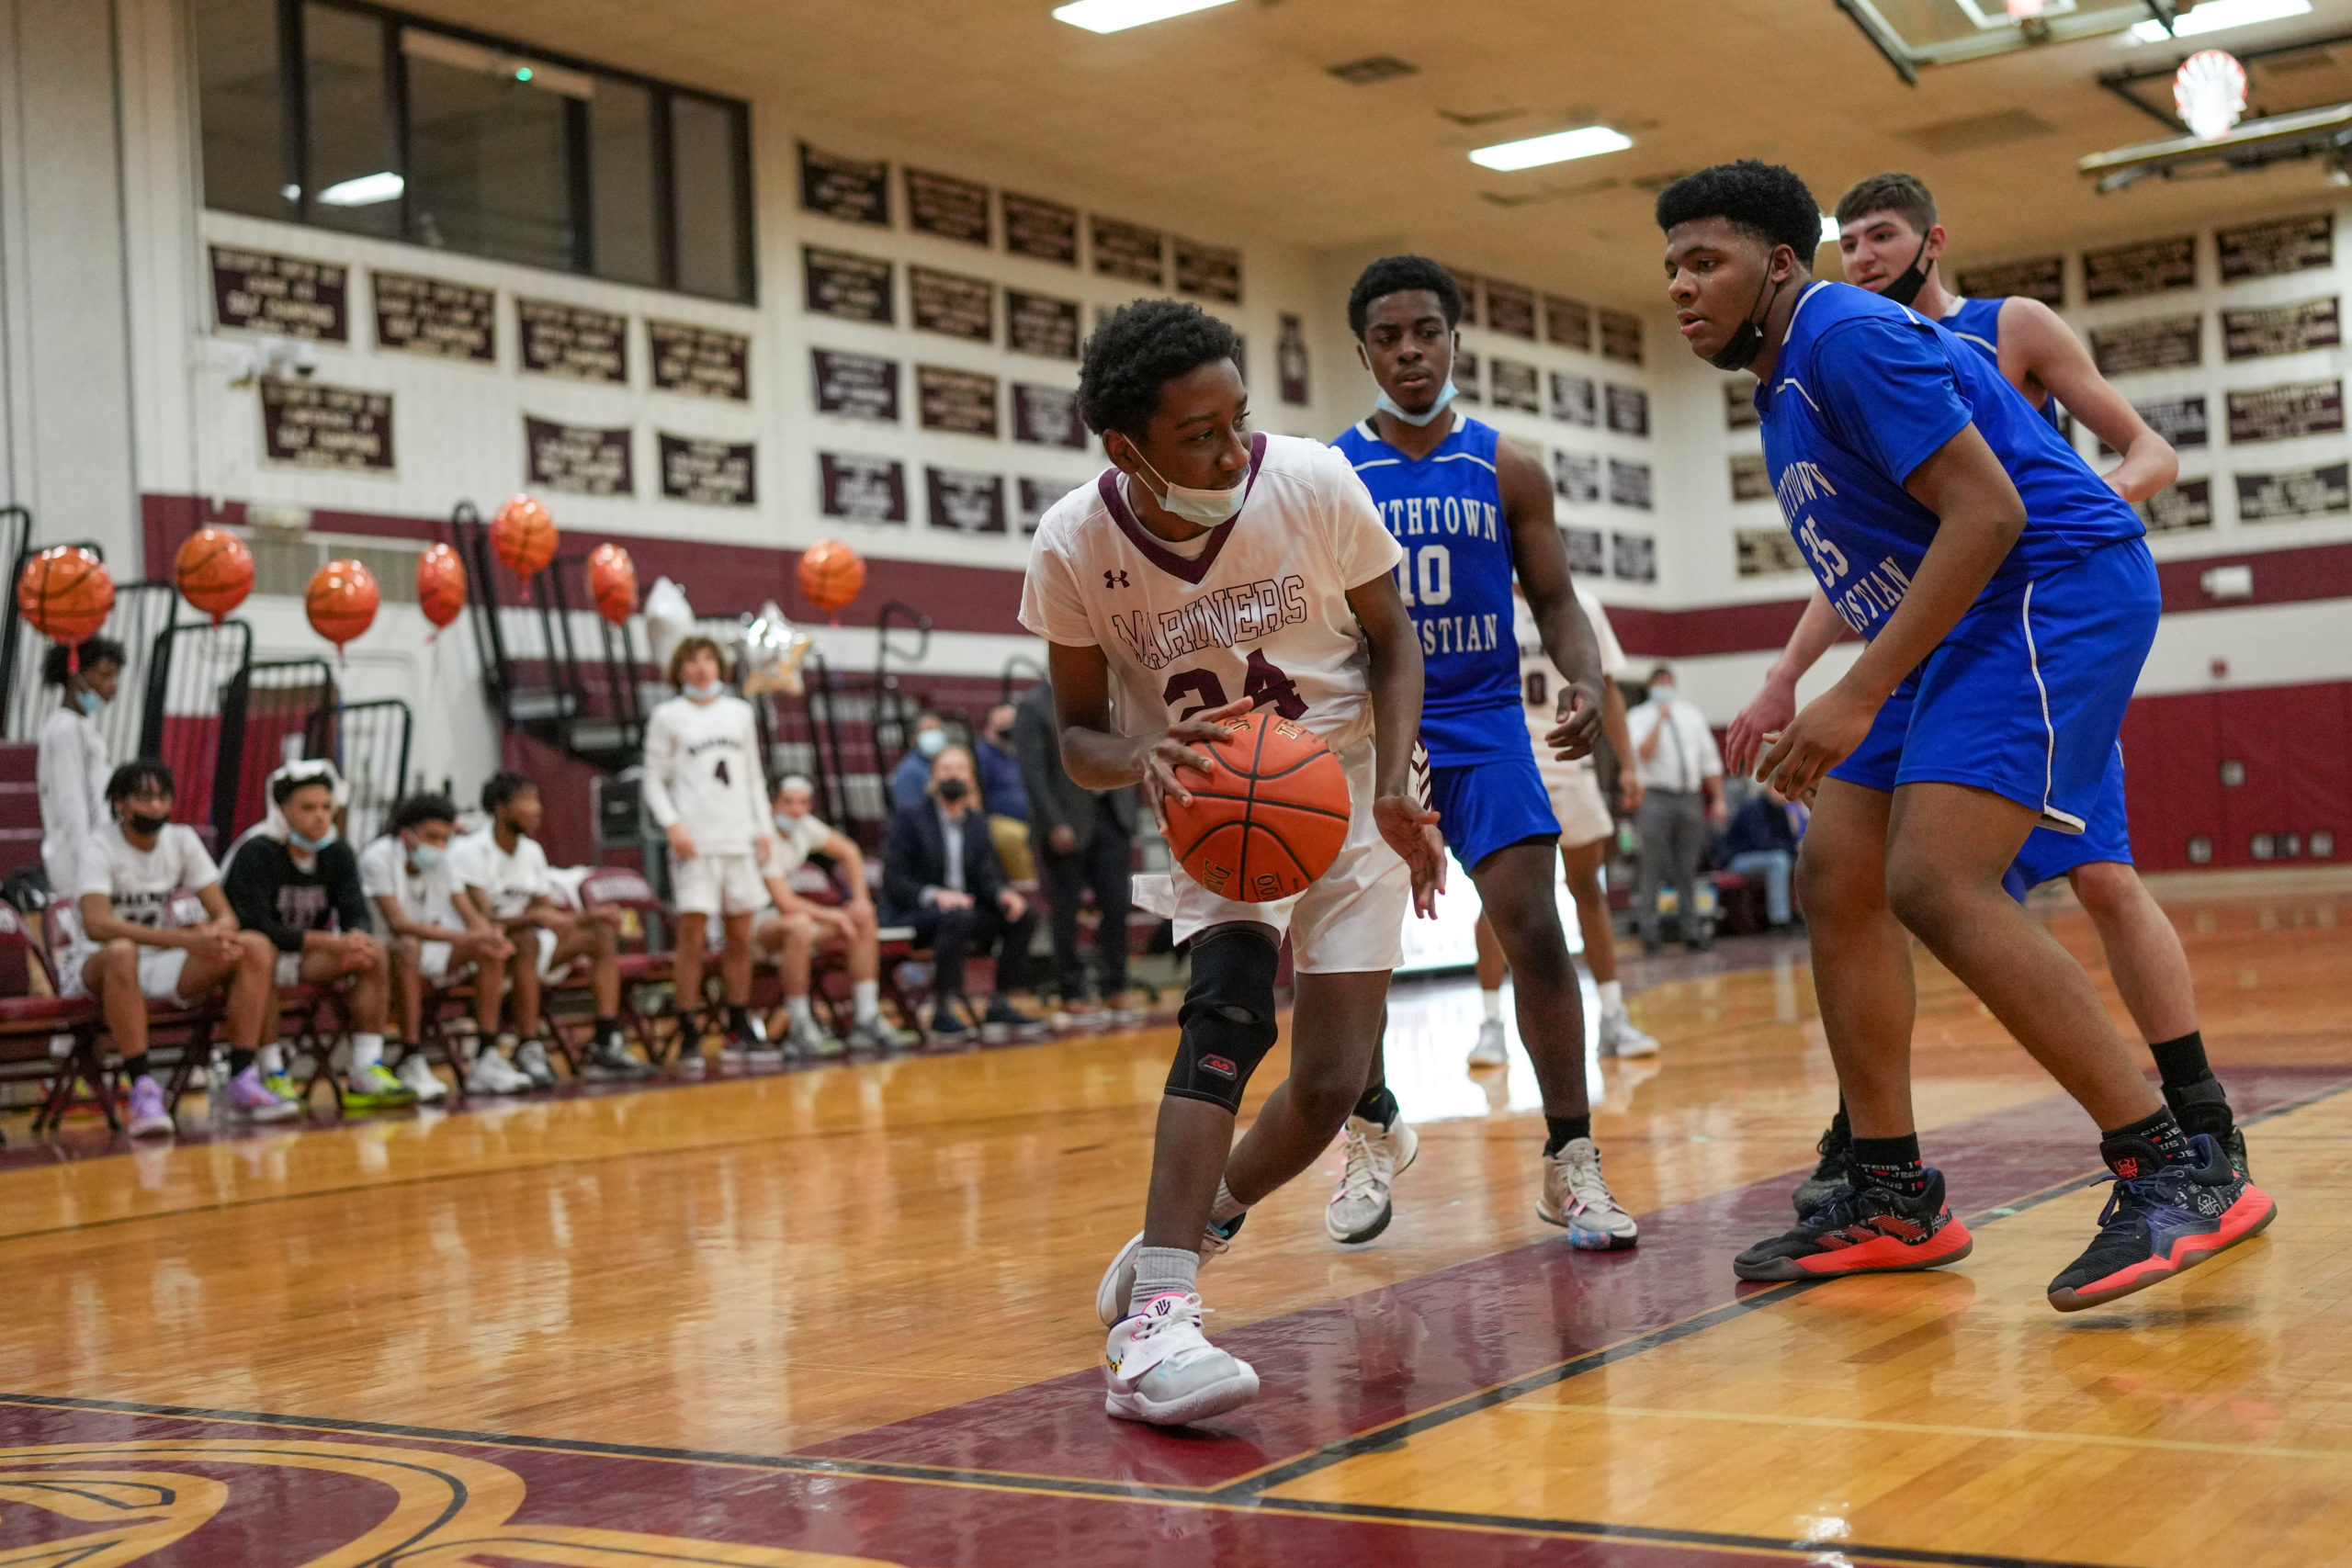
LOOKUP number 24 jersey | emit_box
[1019,434,1404,754]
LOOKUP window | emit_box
[190,0,754,301]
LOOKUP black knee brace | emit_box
[1166,929,1281,1113]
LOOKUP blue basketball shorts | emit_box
[2005,747,2133,899]
[1427,749,1560,874]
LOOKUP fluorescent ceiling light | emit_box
[2129,0,2309,43]
[1821,213,1840,244]
[319,171,403,207]
[1468,125,1634,171]
[1053,0,1236,33]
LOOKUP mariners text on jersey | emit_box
[1110,575,1310,671]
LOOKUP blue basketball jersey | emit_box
[1759,281,2142,640]
[1939,296,2062,432]
[1332,413,1524,763]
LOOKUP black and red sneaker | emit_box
[2047,1133,2275,1313]
[1735,1169,1973,1282]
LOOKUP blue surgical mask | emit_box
[288,827,338,853]
[773,810,806,833]
[411,841,446,870]
[916,728,947,758]
[1131,451,1247,528]
[684,680,724,701]
[75,690,106,717]
[1375,379,1459,428]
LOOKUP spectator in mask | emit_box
[1627,664,1725,952]
[888,711,952,813]
[1719,780,1806,930]
[38,637,123,897]
[881,744,1042,1043]
[975,701,1035,882]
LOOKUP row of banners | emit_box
[1951,211,2335,306]
[1462,358,1649,434]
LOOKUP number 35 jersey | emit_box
[1332,413,1522,765]
[1019,433,1404,754]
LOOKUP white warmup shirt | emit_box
[1018,434,1403,751]
[358,834,463,933]
[640,694,773,856]
[64,821,219,970]
[38,705,109,891]
[1628,694,1724,795]
[449,829,553,920]
[1517,581,1631,795]
[769,811,834,877]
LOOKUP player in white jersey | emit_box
[1020,299,1443,1427]
[642,635,777,1062]
[362,792,517,1099]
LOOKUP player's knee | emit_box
[1796,840,1875,921]
[238,931,274,968]
[1165,928,1280,1115]
[2068,861,2136,922]
[100,938,137,974]
[1883,852,1959,941]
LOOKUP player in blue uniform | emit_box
[1736,172,2245,1219]
[1325,254,1638,1252]
[1658,161,2272,1312]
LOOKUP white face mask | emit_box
[684,679,724,701]
[1130,448,1246,528]
[1375,379,1459,428]
[773,810,806,832]
[1651,682,1676,703]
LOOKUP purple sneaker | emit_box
[223,1064,300,1123]
[126,1075,174,1140]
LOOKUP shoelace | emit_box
[2095,1168,2195,1232]
[1337,1126,1382,1201]
[1556,1146,1618,1213]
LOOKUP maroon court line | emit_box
[806,1066,2344,1493]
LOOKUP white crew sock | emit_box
[786,996,816,1030]
[1481,987,1504,1023]
[349,1032,385,1071]
[1598,980,1624,1014]
[1130,1247,1200,1315]
[259,1043,287,1075]
[853,979,880,1023]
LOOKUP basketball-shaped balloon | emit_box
[17,547,114,646]
[173,527,254,625]
[797,539,865,615]
[1161,712,1351,904]
[492,493,558,580]
[416,543,467,630]
[587,542,638,625]
[306,558,379,649]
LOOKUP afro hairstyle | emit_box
[1348,254,1464,337]
[1076,299,1242,440]
[1655,160,1823,262]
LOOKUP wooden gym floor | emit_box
[0,868,2344,1565]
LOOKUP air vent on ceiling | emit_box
[1328,55,1416,85]
[1437,106,1524,126]
[1901,108,2057,154]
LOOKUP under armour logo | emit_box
[1104,569,1131,588]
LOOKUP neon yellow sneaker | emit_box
[340,1062,419,1111]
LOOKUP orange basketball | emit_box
[17,547,114,646]
[173,527,254,624]
[492,493,558,580]
[1161,712,1351,904]
[416,543,467,630]
[306,558,379,649]
[797,538,865,615]
[588,542,638,625]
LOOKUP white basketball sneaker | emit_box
[1599,1008,1659,1058]
[1094,1215,1247,1327]
[1539,1136,1640,1250]
[1102,1292,1259,1427]
[1325,1113,1419,1244]
[1467,1019,1508,1067]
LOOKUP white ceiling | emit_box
[401,0,2352,307]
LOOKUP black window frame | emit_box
[212,0,756,304]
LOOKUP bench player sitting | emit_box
[754,774,917,1055]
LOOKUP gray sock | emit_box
[1209,1179,1249,1226]
[1129,1246,1200,1315]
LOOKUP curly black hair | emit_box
[41,637,125,687]
[1076,299,1242,439]
[1348,254,1463,338]
[1656,160,1822,261]
[389,792,458,834]
[105,759,175,805]
[481,770,538,815]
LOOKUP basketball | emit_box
[588,541,638,625]
[16,546,114,645]
[797,538,865,615]
[1161,711,1351,904]
[306,558,380,649]
[172,526,254,624]
[492,493,558,581]
[416,543,467,630]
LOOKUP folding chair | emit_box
[577,867,678,1066]
[0,904,101,1134]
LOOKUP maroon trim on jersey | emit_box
[1096,434,1267,586]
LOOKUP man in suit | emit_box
[1012,681,1140,1024]
[882,744,1044,1043]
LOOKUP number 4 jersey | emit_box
[1018,433,1404,752]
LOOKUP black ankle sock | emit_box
[1544,1114,1592,1156]
[2148,1031,2211,1090]
[2101,1107,2196,1171]
[1828,1099,1851,1142]
[1850,1134,1931,1197]
[725,1004,751,1033]
[1353,1083,1398,1127]
[123,1053,152,1081]
[594,1015,620,1041]
[228,1048,255,1076]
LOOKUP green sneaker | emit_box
[340,1062,419,1111]
[262,1071,303,1107]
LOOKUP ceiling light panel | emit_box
[1053,0,1237,34]
[1468,125,1633,171]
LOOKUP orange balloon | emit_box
[17,547,114,645]
[492,493,558,580]
[305,558,379,649]
[416,543,467,630]
[797,538,865,615]
[587,542,638,625]
[173,527,254,625]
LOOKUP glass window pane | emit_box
[589,81,659,288]
[671,96,748,301]
[403,44,575,270]
[302,3,398,239]
[194,0,287,219]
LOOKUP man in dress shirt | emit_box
[880,744,1042,1043]
[1627,664,1725,952]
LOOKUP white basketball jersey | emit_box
[1020,434,1404,752]
[1515,581,1630,791]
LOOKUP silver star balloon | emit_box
[741,601,816,696]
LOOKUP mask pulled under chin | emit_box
[1707,269,1784,372]
[1133,451,1246,528]
[76,691,107,718]
[684,681,725,701]
[288,829,338,853]
[410,842,447,870]
[1375,378,1459,428]
[1878,233,1933,309]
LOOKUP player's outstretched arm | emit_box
[1758,424,2022,797]
[1344,573,1446,915]
[2001,298,2177,503]
[1044,640,1243,816]
[1725,590,1846,777]
[1496,439,1605,761]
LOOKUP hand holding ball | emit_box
[1160,712,1351,903]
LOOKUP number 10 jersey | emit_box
[1018,433,1405,755]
